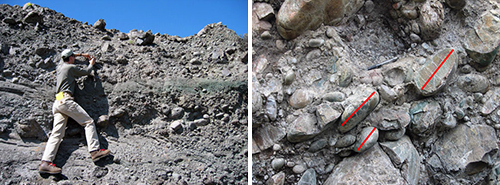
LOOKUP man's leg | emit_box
[59,99,110,161]
[41,112,67,162]
[39,104,66,174]
[59,99,100,152]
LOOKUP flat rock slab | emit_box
[253,124,286,153]
[380,136,421,185]
[414,48,457,96]
[324,144,406,185]
[435,124,498,174]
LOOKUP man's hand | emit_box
[89,57,96,65]
[81,53,91,59]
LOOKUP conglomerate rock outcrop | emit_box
[0,3,247,184]
[252,0,500,184]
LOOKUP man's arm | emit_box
[71,56,96,77]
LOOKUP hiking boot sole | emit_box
[39,170,61,175]
[92,153,110,162]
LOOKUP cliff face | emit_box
[0,3,247,184]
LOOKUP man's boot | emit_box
[38,161,62,174]
[90,149,111,162]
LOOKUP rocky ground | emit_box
[0,3,248,184]
[252,0,500,184]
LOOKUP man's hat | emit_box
[61,49,73,58]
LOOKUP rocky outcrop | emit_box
[253,0,500,184]
[0,3,247,184]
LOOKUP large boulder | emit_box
[434,124,498,175]
[324,144,406,185]
[276,0,364,40]
[414,48,458,96]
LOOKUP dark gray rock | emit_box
[435,124,498,175]
[308,139,328,152]
[93,19,106,31]
[339,87,379,133]
[23,11,43,24]
[334,134,356,148]
[409,100,442,137]
[353,127,379,153]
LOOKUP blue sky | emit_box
[4,0,248,37]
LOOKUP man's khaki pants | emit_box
[41,95,100,162]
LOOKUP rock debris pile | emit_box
[252,0,500,184]
[0,3,247,184]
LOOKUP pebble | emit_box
[288,89,314,109]
[284,70,295,85]
[260,31,273,41]
[410,33,421,43]
[273,144,282,151]
[271,158,286,170]
[293,164,307,174]
[458,74,489,93]
[308,139,328,152]
[335,135,356,148]
[309,38,324,47]
[322,92,345,102]
[365,0,375,13]
[286,161,295,167]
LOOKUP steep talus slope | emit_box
[0,3,247,184]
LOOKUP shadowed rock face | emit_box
[0,3,247,184]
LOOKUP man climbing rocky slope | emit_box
[252,0,500,184]
[0,3,248,184]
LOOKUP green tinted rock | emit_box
[464,11,500,70]
[339,87,379,133]
[353,127,379,153]
[414,48,458,96]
